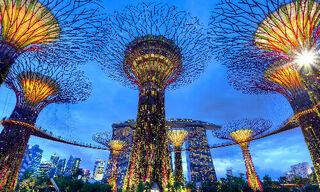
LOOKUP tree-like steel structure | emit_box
[92,132,128,192]
[209,0,320,184]
[0,57,91,190]
[212,118,272,191]
[167,128,190,185]
[0,0,101,85]
[97,3,208,190]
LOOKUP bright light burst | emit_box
[295,49,319,71]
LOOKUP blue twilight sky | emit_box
[0,0,313,180]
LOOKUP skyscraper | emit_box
[186,127,217,183]
[291,162,313,179]
[74,158,81,173]
[48,154,59,178]
[226,169,233,177]
[93,159,106,181]
[64,156,81,177]
[37,161,51,178]
[56,159,66,176]
[18,145,43,179]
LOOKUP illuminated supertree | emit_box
[0,57,91,190]
[209,0,320,184]
[167,128,190,185]
[93,132,129,192]
[0,0,101,85]
[212,118,272,191]
[96,3,209,190]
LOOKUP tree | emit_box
[136,182,145,192]
[19,170,34,181]
[262,175,284,192]
[279,177,288,184]
[220,174,254,192]
[201,181,219,192]
[145,182,152,191]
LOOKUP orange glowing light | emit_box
[124,37,182,86]
[20,78,58,104]
[230,129,253,148]
[0,0,60,50]
[254,0,320,56]
[265,63,304,92]
[167,129,189,148]
[108,140,126,156]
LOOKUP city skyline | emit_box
[0,0,314,183]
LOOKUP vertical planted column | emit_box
[107,140,127,192]
[268,63,320,183]
[213,119,272,191]
[0,74,58,190]
[97,3,209,191]
[241,146,261,191]
[92,133,129,192]
[291,92,320,183]
[230,129,262,191]
[126,83,170,190]
[0,61,91,191]
[209,0,320,186]
[0,124,31,189]
[167,129,190,185]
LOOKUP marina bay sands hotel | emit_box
[104,119,219,186]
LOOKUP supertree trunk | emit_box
[0,124,31,191]
[240,145,262,192]
[297,110,320,185]
[124,83,171,191]
[0,107,36,191]
[108,154,120,192]
[290,91,320,185]
[174,147,184,184]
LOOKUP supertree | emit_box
[93,132,129,192]
[209,0,320,184]
[0,57,91,190]
[212,118,272,191]
[96,3,209,190]
[167,128,190,185]
[0,0,102,85]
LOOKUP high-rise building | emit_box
[56,159,66,176]
[64,156,81,176]
[186,127,217,183]
[18,145,43,179]
[226,169,233,177]
[285,171,295,181]
[104,119,219,186]
[64,156,74,176]
[37,161,51,177]
[93,159,106,180]
[74,158,81,172]
[291,162,313,178]
[48,154,59,178]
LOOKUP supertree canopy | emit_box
[0,57,91,190]
[167,128,190,185]
[0,0,101,85]
[93,132,128,192]
[97,2,209,190]
[212,118,272,191]
[209,0,320,184]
